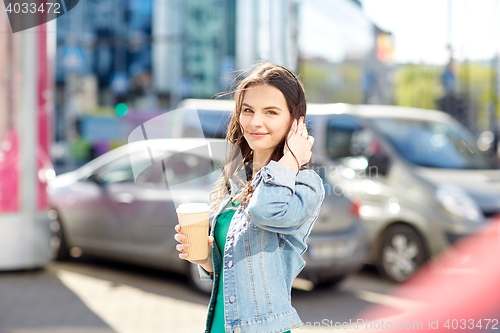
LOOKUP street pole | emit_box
[493,0,499,119]
[463,0,474,134]
[19,28,38,262]
[491,0,499,153]
[64,0,84,171]
[447,0,453,61]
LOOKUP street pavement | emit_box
[0,256,398,333]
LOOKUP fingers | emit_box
[297,116,304,134]
[308,135,315,146]
[288,119,298,140]
[298,117,308,138]
[176,242,190,252]
[303,120,308,138]
[175,228,213,261]
[174,232,186,243]
[176,239,189,260]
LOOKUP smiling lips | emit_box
[249,132,268,138]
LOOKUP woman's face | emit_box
[239,84,291,157]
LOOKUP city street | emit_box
[2,1,500,332]
[0,256,398,333]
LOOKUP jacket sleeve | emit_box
[197,250,214,284]
[197,264,214,283]
[247,160,325,236]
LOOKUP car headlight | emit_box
[435,184,483,223]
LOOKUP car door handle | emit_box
[113,192,134,204]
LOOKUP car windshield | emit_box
[368,117,500,169]
[197,110,232,138]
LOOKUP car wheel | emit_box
[378,224,427,282]
[315,274,347,289]
[49,210,71,261]
[187,262,213,295]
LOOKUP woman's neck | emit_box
[252,150,272,177]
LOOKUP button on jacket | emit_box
[198,160,325,333]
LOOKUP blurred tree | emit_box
[455,63,498,131]
[394,64,443,110]
[299,60,331,103]
[335,63,363,103]
[394,63,498,133]
[299,59,363,104]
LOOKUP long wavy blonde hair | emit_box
[209,62,309,212]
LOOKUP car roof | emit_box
[79,138,227,174]
[122,138,228,162]
[178,99,235,111]
[178,99,452,123]
[307,103,452,122]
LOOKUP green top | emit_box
[210,200,290,333]
[210,200,239,333]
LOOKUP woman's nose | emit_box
[249,113,263,127]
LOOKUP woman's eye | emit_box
[243,108,253,113]
[267,111,277,115]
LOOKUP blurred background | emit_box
[1,0,500,332]
[48,0,394,173]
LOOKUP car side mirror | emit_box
[367,154,390,177]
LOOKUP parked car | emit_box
[177,100,500,283]
[48,137,365,293]
[174,99,235,139]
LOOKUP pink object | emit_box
[358,218,500,332]
[0,128,19,212]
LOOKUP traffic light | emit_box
[115,102,129,117]
[376,33,394,63]
[113,94,129,116]
[437,95,466,125]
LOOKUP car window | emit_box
[182,110,232,139]
[95,154,136,184]
[93,152,158,185]
[326,116,388,176]
[162,152,219,188]
[93,148,222,188]
[369,118,500,169]
[326,116,382,158]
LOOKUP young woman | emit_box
[174,63,325,333]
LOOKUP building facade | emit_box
[153,0,299,107]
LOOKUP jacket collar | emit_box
[228,160,253,197]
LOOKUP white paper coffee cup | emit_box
[176,203,210,260]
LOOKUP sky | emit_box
[300,0,374,63]
[359,0,500,65]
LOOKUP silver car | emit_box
[306,103,499,282]
[49,138,365,293]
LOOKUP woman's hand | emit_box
[283,116,314,168]
[174,224,214,272]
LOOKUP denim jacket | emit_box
[198,160,325,333]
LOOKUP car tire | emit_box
[378,224,427,283]
[315,274,347,289]
[187,262,213,295]
[49,211,71,261]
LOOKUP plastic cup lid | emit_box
[176,203,210,214]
